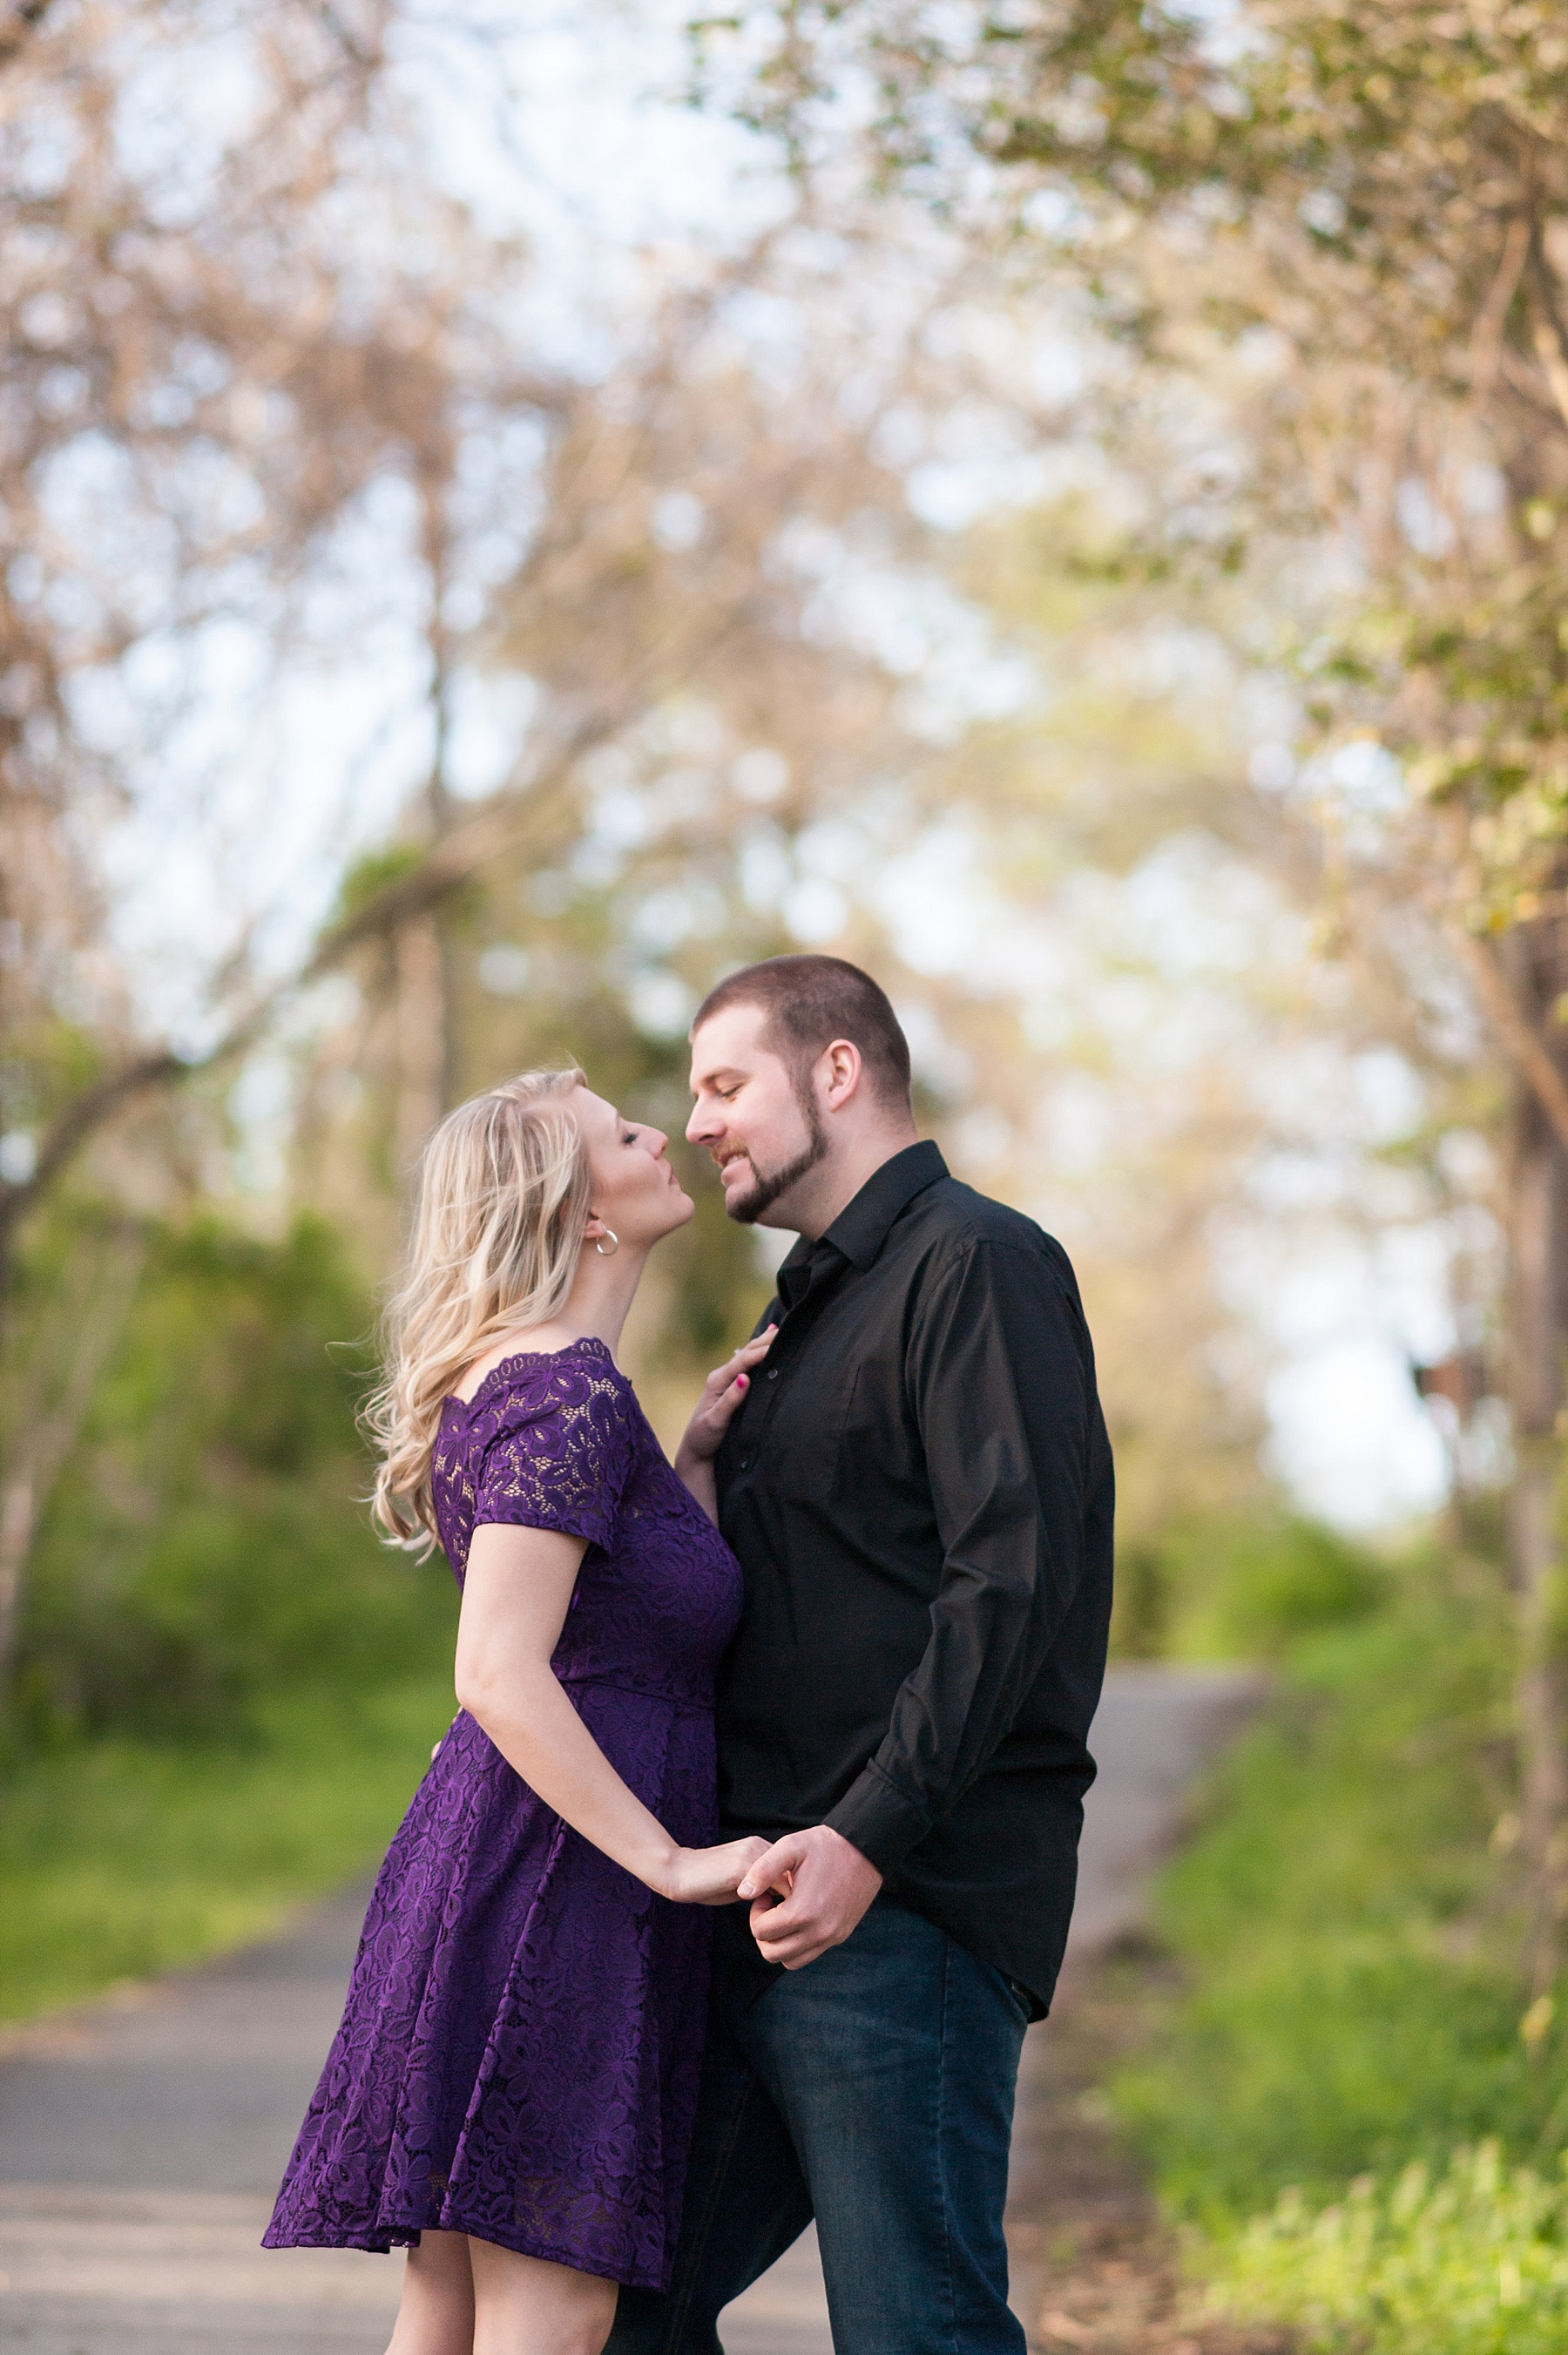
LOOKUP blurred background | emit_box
[3,3,1568,2346]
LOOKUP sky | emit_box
[423,5,1472,1530]
[92,0,1462,1533]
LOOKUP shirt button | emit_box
[740,1456,752,1471]
[767,1368,780,1380]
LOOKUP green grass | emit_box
[1112,1571,1558,2217]
[1206,2143,1568,2355]
[0,1670,456,2023]
[1110,1553,1568,2351]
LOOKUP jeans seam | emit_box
[936,1932,960,2355]
[659,2063,757,2355]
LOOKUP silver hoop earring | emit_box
[594,1228,619,1258]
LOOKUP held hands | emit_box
[675,1329,777,1472]
[660,1834,772,1907]
[736,1824,883,1969]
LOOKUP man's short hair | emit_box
[692,954,913,1113]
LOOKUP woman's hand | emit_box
[673,1330,776,1524]
[460,1532,767,1906]
[679,1329,777,1465]
[659,1835,771,1906]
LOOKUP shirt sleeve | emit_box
[473,1369,637,1554]
[825,1235,1105,1873]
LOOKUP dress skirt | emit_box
[263,1689,717,2289]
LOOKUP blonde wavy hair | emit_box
[364,1067,591,1549]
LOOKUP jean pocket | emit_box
[998,1971,1034,2028]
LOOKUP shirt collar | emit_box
[775,1140,949,1292]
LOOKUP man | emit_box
[609,954,1113,2355]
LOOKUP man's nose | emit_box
[686,1101,716,1145]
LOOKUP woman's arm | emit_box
[673,1327,776,1521]
[455,1524,764,1905]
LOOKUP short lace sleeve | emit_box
[472,1350,636,1553]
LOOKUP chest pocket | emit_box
[828,1357,923,1508]
[745,1349,858,1502]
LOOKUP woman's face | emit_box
[571,1086,694,1250]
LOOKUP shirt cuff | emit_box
[825,1760,934,1873]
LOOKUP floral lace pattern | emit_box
[263,1338,744,2289]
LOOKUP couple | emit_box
[265,953,1115,2355]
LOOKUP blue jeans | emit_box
[608,1898,1029,2355]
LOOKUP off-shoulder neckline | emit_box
[442,1335,622,1419]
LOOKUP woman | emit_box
[264,1068,774,2355]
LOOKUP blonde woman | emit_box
[264,1071,773,2355]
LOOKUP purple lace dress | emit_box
[263,1338,744,2289]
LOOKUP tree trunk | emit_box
[394,913,448,1176]
[427,781,461,1123]
[0,1469,35,1694]
[0,1227,144,1710]
[1503,920,1568,1990]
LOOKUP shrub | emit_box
[1113,1560,1550,2216]
[1128,1512,1388,1661]
[14,1213,456,1743]
[1206,2142,1568,2355]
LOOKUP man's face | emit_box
[686,1003,827,1226]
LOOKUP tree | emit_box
[0,0,510,1688]
[2,0,1403,1763]
[705,0,1568,1971]
[0,0,419,1279]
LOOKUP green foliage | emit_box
[1123,1540,1568,2350]
[1206,2144,1568,2355]
[0,1207,461,2020]
[1112,1539,1169,1658]
[1112,1513,1386,1661]
[663,1145,776,1360]
[727,0,1568,927]
[729,0,1568,291]
[1180,1514,1386,1658]
[453,903,776,1371]
[1112,1560,1559,2222]
[329,843,429,927]
[0,1675,456,2022]
[14,1212,456,1743]
[0,1015,105,1140]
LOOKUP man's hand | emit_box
[737,1824,883,1969]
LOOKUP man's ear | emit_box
[821,1039,863,1110]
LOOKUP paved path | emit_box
[0,1665,1259,2353]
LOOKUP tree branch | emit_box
[0,0,54,67]
[0,609,742,1256]
[1469,216,1531,412]
[1529,303,1568,435]
[0,1223,145,1693]
[1452,926,1568,1160]
[19,1052,186,1206]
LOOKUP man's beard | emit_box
[720,1093,828,1225]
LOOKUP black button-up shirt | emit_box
[714,1140,1114,2015]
